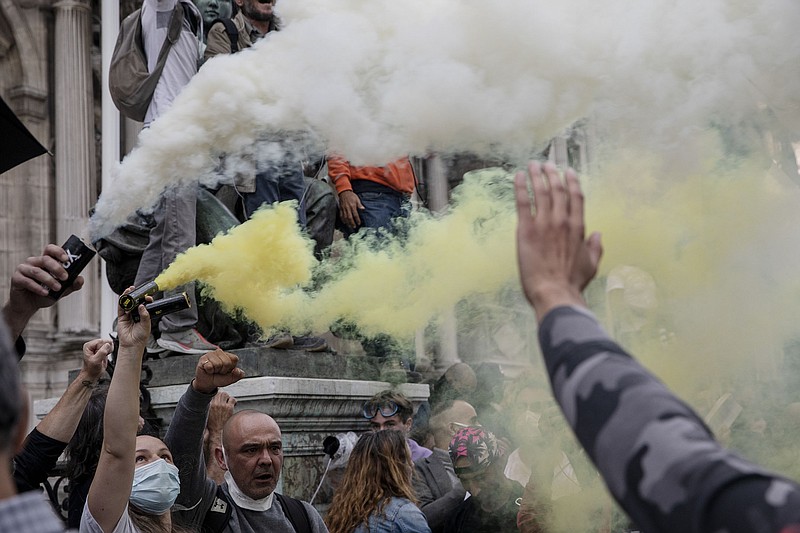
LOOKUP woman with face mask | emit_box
[80,292,187,533]
[325,430,431,533]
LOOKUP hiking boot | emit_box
[157,329,219,355]
[292,336,328,352]
[264,332,294,349]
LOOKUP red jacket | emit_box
[328,156,416,195]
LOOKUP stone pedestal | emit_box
[135,349,395,388]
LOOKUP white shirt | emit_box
[140,0,202,125]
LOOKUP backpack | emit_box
[210,13,282,55]
[202,485,312,533]
[108,2,185,121]
[210,18,240,53]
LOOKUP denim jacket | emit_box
[353,497,431,533]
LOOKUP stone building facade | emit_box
[0,0,114,401]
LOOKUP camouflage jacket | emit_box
[539,306,800,533]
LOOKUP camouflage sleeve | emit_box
[538,306,800,533]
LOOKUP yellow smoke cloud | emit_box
[155,172,518,339]
[154,136,800,382]
[151,131,800,528]
[585,133,800,398]
[308,172,517,337]
[154,202,317,329]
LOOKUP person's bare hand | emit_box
[81,338,112,382]
[207,391,237,432]
[6,244,85,316]
[515,161,602,319]
[338,190,364,230]
[192,349,245,394]
[116,286,151,350]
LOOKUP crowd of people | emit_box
[3,161,800,533]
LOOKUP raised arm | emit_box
[14,338,110,492]
[86,295,150,533]
[514,162,800,533]
[38,339,110,441]
[165,349,243,525]
[204,391,236,485]
[3,244,85,345]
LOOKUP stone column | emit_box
[424,156,460,371]
[54,0,98,333]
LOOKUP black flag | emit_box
[0,95,48,174]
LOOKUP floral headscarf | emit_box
[448,426,500,476]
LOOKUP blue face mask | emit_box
[130,458,180,514]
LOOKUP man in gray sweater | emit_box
[165,350,328,532]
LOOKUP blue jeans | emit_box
[243,159,308,227]
[342,181,410,238]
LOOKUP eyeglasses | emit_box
[362,400,400,420]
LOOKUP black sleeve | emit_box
[13,427,67,492]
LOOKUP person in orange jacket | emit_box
[327,156,416,237]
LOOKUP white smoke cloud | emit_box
[89,0,800,239]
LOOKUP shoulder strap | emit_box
[212,18,239,53]
[152,2,185,76]
[275,493,312,533]
[201,487,311,533]
[201,485,234,533]
[182,1,200,36]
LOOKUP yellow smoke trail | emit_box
[154,138,800,382]
[154,203,317,329]
[307,172,517,338]
[154,172,518,339]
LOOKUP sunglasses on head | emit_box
[362,400,400,419]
